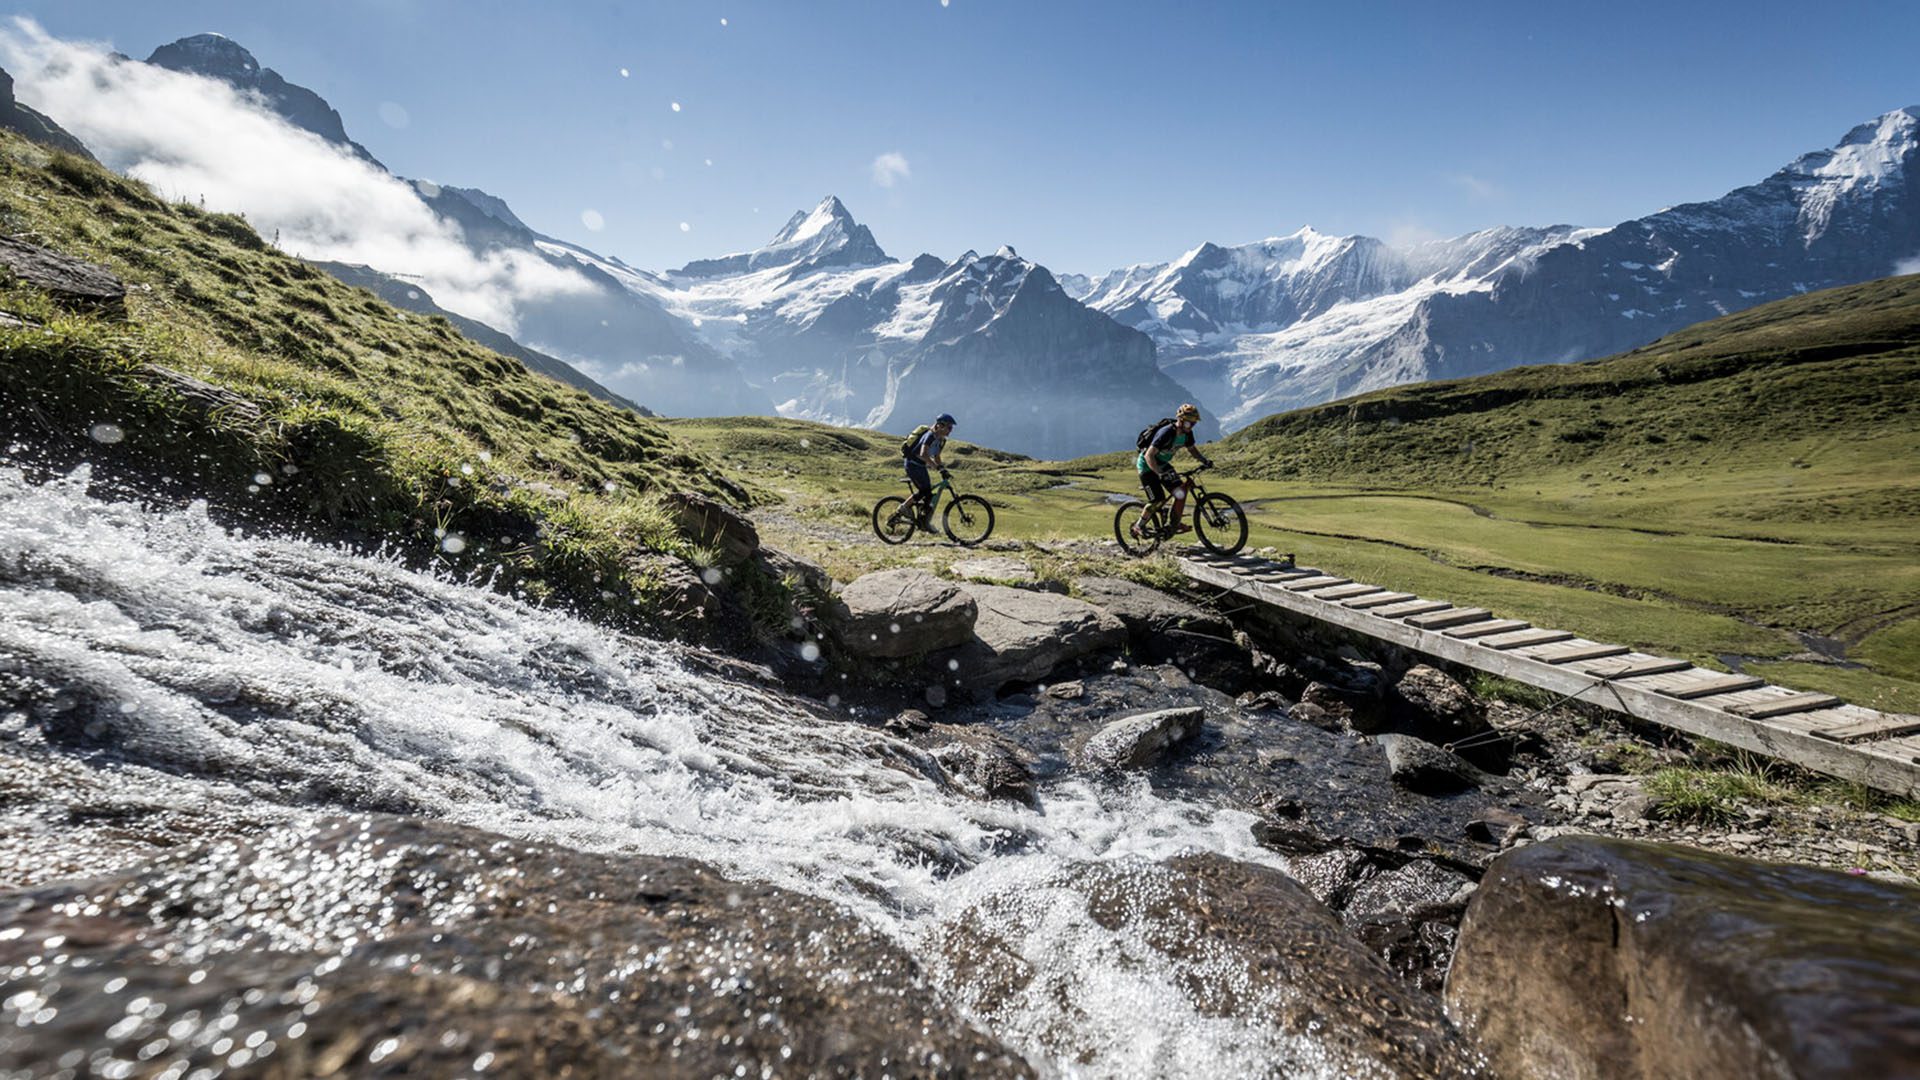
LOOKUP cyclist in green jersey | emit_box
[1135,402,1212,535]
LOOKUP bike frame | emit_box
[906,475,954,518]
[1142,469,1209,531]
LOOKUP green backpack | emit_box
[901,424,932,458]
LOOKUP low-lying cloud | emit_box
[0,19,590,334]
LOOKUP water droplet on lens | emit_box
[89,422,125,444]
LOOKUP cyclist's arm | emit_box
[1188,441,1213,469]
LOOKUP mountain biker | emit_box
[903,413,956,525]
[1136,403,1212,535]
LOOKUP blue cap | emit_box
[936,413,957,427]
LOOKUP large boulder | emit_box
[1072,575,1259,693]
[666,490,759,561]
[936,853,1482,1078]
[1076,706,1204,770]
[1378,733,1484,795]
[0,815,1031,1079]
[1447,835,1920,1079]
[933,583,1125,691]
[836,568,978,659]
[0,236,126,315]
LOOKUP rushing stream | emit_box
[0,464,1384,1078]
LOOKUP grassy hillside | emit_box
[0,130,757,629]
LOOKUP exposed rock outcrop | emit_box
[835,568,977,659]
[1447,835,1920,1079]
[0,236,126,315]
[1076,706,1204,770]
[933,583,1125,691]
[1379,733,1484,795]
[0,815,1032,1079]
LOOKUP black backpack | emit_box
[1136,417,1175,451]
[901,424,932,458]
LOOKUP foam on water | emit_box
[0,465,1350,1078]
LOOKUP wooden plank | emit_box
[1316,584,1386,601]
[1812,713,1920,744]
[1480,628,1574,651]
[1343,592,1417,610]
[1445,618,1531,640]
[1541,644,1632,665]
[1406,608,1493,630]
[1261,570,1323,583]
[1658,673,1766,700]
[1172,557,1920,799]
[1284,576,1352,592]
[1585,658,1694,680]
[1731,692,1843,719]
[1370,600,1453,619]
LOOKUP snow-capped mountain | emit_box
[1079,107,1920,428]
[542,205,1210,458]
[142,35,766,419]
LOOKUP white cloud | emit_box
[871,151,911,188]
[0,18,591,334]
[1896,253,1920,276]
[1386,221,1444,249]
[1447,172,1502,200]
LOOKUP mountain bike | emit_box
[872,472,996,547]
[1113,466,1247,556]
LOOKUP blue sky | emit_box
[13,1,1920,275]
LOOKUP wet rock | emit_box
[836,568,978,659]
[1076,706,1204,770]
[1286,700,1340,730]
[1465,807,1528,847]
[1378,733,1483,795]
[950,556,1036,584]
[1392,664,1494,750]
[1043,680,1083,700]
[1447,835,1920,1080]
[885,707,933,733]
[938,854,1482,1078]
[1072,576,1257,693]
[1301,679,1390,733]
[933,583,1124,691]
[926,725,1038,804]
[0,815,1031,1079]
[0,236,126,315]
[1235,689,1287,712]
[666,491,759,561]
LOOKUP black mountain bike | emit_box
[1113,466,1248,556]
[872,472,996,547]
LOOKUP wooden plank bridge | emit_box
[1177,552,1920,798]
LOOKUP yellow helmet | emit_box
[1176,403,1201,422]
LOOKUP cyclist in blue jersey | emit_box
[903,413,956,525]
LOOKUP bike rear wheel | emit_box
[943,494,995,547]
[1113,500,1162,556]
[872,495,917,545]
[1194,492,1248,555]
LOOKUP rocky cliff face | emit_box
[0,65,93,159]
[1080,107,1920,428]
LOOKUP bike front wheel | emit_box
[1113,500,1162,556]
[943,494,995,547]
[1194,492,1248,555]
[872,495,917,545]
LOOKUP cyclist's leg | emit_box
[1161,467,1191,532]
[904,459,933,522]
[1136,469,1167,536]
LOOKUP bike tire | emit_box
[942,494,995,547]
[872,495,917,545]
[1113,500,1161,556]
[1194,492,1248,555]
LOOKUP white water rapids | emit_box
[0,465,1367,1078]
